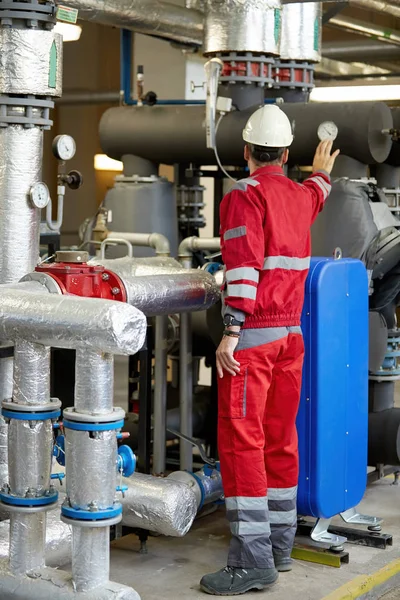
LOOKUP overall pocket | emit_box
[218,362,249,419]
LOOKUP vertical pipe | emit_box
[13,341,50,406]
[9,512,46,575]
[0,357,12,486]
[152,315,168,474]
[74,349,114,415]
[72,527,110,592]
[180,312,193,471]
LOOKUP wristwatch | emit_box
[223,314,244,328]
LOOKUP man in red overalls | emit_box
[201,105,339,596]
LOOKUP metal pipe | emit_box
[13,341,50,406]
[107,231,171,256]
[120,472,198,536]
[179,312,193,472]
[322,40,400,62]
[328,14,400,45]
[99,102,393,167]
[9,512,45,575]
[153,315,168,475]
[0,288,146,355]
[46,195,64,232]
[61,0,203,46]
[72,527,110,592]
[75,349,114,415]
[178,236,221,264]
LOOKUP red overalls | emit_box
[219,166,331,568]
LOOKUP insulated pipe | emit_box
[61,0,203,46]
[107,231,170,256]
[322,41,400,62]
[72,528,110,592]
[99,102,393,167]
[386,108,400,167]
[0,288,146,355]
[13,341,50,406]
[75,349,114,415]
[9,512,45,575]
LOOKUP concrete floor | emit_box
[108,476,400,600]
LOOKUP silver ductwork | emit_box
[203,0,281,55]
[62,0,203,46]
[280,2,322,62]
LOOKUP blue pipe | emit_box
[120,30,278,108]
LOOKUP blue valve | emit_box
[53,434,65,467]
[53,422,62,430]
[117,445,136,477]
[51,473,65,482]
[116,485,128,493]
[203,262,222,275]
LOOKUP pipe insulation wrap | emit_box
[204,0,281,55]
[90,255,185,277]
[0,505,71,567]
[9,512,45,575]
[61,0,203,46]
[0,29,62,97]
[72,527,110,593]
[13,341,50,406]
[0,289,146,355]
[0,357,13,401]
[0,416,8,487]
[120,473,198,536]
[66,429,117,510]
[0,565,141,600]
[280,2,322,62]
[0,127,42,284]
[8,419,53,497]
[75,349,114,415]
[100,102,393,166]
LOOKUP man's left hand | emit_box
[216,335,241,378]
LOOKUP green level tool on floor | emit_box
[292,543,349,568]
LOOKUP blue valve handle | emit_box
[116,485,128,493]
[117,445,136,477]
[51,473,65,482]
[53,434,65,467]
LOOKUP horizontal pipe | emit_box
[0,286,146,355]
[328,14,400,45]
[100,101,393,167]
[107,231,170,255]
[322,40,400,62]
[61,0,203,46]
[179,236,221,265]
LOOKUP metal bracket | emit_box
[311,518,347,549]
[166,428,216,467]
[340,507,383,531]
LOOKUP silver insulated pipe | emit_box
[280,2,322,62]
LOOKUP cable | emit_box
[214,113,236,183]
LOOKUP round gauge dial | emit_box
[30,182,50,209]
[317,121,338,142]
[52,134,76,161]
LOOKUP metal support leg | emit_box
[153,316,168,475]
[311,518,347,549]
[138,326,152,475]
[180,312,193,471]
[340,507,383,531]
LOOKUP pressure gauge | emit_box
[52,134,76,161]
[317,121,338,142]
[30,182,50,209]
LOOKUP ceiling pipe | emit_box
[60,0,203,46]
[328,14,400,45]
[322,40,400,61]
[348,0,400,18]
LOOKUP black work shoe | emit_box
[273,555,293,572]
[200,566,278,596]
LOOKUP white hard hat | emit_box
[242,105,294,148]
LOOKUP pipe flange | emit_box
[2,398,61,413]
[0,488,58,508]
[20,272,62,295]
[0,499,58,515]
[63,406,125,424]
[61,513,122,529]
